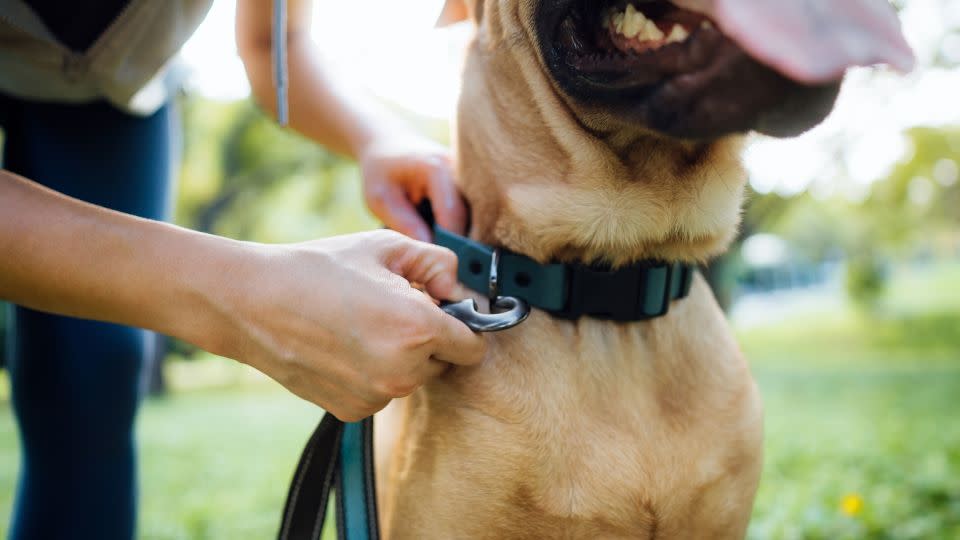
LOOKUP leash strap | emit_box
[272,0,289,126]
[278,416,379,540]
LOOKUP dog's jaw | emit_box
[494,138,748,266]
[453,1,748,267]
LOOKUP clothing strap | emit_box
[278,416,379,540]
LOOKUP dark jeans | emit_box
[0,94,175,540]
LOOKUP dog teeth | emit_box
[612,5,664,41]
[608,5,695,46]
[665,25,689,44]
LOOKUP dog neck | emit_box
[452,31,748,269]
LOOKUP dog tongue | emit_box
[671,0,915,84]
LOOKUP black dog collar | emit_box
[435,226,694,322]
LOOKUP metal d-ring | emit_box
[441,296,531,333]
[488,248,501,304]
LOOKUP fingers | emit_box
[428,303,487,366]
[366,182,432,241]
[323,361,445,422]
[328,398,391,424]
[382,234,461,301]
[423,161,468,235]
[373,235,485,365]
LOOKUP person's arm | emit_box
[235,0,467,241]
[0,170,484,421]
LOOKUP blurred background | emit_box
[1,0,958,538]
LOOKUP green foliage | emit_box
[845,255,888,311]
[175,96,379,243]
[748,367,960,540]
[738,263,960,367]
[864,127,960,250]
[739,124,960,307]
[739,262,960,539]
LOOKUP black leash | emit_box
[277,416,379,540]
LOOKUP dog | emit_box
[374,1,913,537]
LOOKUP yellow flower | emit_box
[841,493,865,517]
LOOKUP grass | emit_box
[736,263,960,369]
[0,262,958,539]
[739,262,960,539]
[0,377,323,540]
[748,366,960,539]
[3,367,956,539]
[134,387,321,540]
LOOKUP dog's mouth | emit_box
[556,1,716,87]
[537,0,913,139]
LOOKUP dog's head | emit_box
[440,0,913,264]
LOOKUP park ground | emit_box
[0,263,958,539]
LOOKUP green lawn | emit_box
[736,263,960,368]
[740,263,960,538]
[0,263,958,539]
[749,366,960,539]
[2,367,956,539]
[0,379,323,540]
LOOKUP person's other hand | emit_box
[359,132,468,241]
[194,230,484,421]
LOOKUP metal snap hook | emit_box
[441,296,531,333]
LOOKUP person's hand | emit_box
[193,230,485,421]
[359,132,468,242]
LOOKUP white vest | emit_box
[0,0,215,115]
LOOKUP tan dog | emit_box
[375,1,912,538]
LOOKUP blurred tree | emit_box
[175,96,378,242]
[718,0,960,311]
[734,125,960,312]
[846,254,889,311]
[865,127,960,246]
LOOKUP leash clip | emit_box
[441,296,530,333]
[440,246,530,333]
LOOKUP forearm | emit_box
[0,173,484,415]
[0,170,240,345]
[234,0,465,240]
[237,1,406,159]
